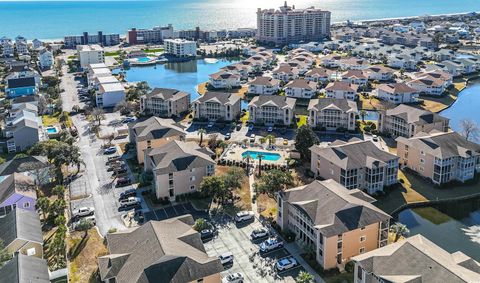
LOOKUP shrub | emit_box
[345,261,355,273]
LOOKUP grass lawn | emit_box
[419,82,465,113]
[68,229,107,283]
[216,166,252,210]
[142,48,164,53]
[296,115,308,128]
[42,114,60,126]
[358,95,386,111]
[105,51,121,57]
[196,82,248,99]
[256,193,277,219]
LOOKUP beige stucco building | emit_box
[308,98,357,131]
[277,180,390,270]
[248,95,296,126]
[192,92,242,122]
[140,88,190,118]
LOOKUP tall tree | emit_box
[199,176,230,205]
[36,197,50,221]
[257,153,264,177]
[460,119,479,141]
[359,109,368,123]
[198,128,206,146]
[91,108,105,125]
[294,125,319,160]
[390,222,410,242]
[254,169,294,198]
[223,167,245,190]
[296,271,315,283]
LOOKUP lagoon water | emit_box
[1,0,480,39]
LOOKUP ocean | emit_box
[0,0,480,40]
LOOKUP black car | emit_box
[108,164,127,172]
[116,177,131,187]
[200,229,214,240]
[119,188,136,200]
[113,167,128,175]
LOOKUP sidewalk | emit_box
[284,242,325,283]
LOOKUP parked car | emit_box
[225,133,231,140]
[119,197,141,208]
[249,134,255,142]
[248,124,254,131]
[72,207,95,218]
[73,216,96,230]
[250,228,269,240]
[104,146,117,155]
[122,117,136,123]
[276,256,298,271]
[207,121,214,128]
[283,139,288,146]
[107,155,121,163]
[222,273,244,283]
[260,238,283,253]
[267,126,273,132]
[119,188,136,200]
[116,177,131,187]
[200,229,215,240]
[218,252,234,265]
[236,124,242,131]
[235,211,254,223]
[113,167,128,174]
[372,135,379,142]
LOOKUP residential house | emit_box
[0,173,36,215]
[305,68,335,84]
[98,215,223,283]
[272,65,300,83]
[248,95,296,126]
[140,88,190,117]
[32,39,43,49]
[192,92,241,122]
[387,54,417,70]
[338,57,370,70]
[220,64,250,80]
[4,113,45,153]
[374,83,419,104]
[320,54,342,68]
[364,65,395,81]
[129,117,186,164]
[407,75,449,96]
[352,234,480,283]
[378,104,449,138]
[310,139,399,194]
[0,254,50,283]
[284,79,317,98]
[324,81,358,100]
[208,71,241,89]
[1,38,14,57]
[16,41,29,55]
[433,49,455,62]
[0,208,43,258]
[396,131,480,185]
[341,70,368,86]
[0,156,50,185]
[144,141,215,200]
[277,179,390,270]
[5,77,38,98]
[308,98,357,131]
[247,76,281,95]
[38,48,53,69]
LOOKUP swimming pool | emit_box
[136,57,153,63]
[46,126,59,134]
[241,151,281,161]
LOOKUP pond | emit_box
[398,198,480,260]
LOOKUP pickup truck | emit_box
[260,237,284,253]
[72,207,95,218]
[119,197,141,208]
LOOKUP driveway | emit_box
[144,202,208,222]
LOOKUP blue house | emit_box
[6,77,38,98]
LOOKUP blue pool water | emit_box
[46,127,58,134]
[242,151,281,161]
[136,57,152,63]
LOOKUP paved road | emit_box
[59,51,82,112]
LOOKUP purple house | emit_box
[0,173,37,216]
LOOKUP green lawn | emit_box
[105,51,121,56]
[142,48,164,53]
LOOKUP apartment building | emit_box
[96,81,126,108]
[164,38,197,57]
[144,141,215,200]
[378,104,449,138]
[248,76,281,95]
[128,117,186,164]
[256,2,331,45]
[277,179,390,270]
[352,235,480,283]
[396,131,480,185]
[64,31,120,48]
[140,87,190,117]
[308,98,357,131]
[364,65,395,81]
[77,44,105,68]
[192,92,241,121]
[407,72,452,96]
[98,215,223,283]
[324,81,358,100]
[248,95,296,126]
[284,79,317,98]
[310,139,399,194]
[341,70,368,86]
[305,68,334,83]
[374,83,419,104]
[208,70,241,89]
[272,65,300,82]
[127,25,174,45]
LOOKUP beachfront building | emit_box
[310,139,399,194]
[352,234,480,283]
[0,37,14,57]
[284,79,317,98]
[248,95,296,126]
[126,25,174,45]
[64,31,120,48]
[256,2,331,45]
[128,117,186,164]
[144,141,215,200]
[396,131,480,185]
[277,179,390,270]
[38,48,54,69]
[77,44,105,69]
[247,76,281,95]
[374,83,419,104]
[164,38,197,57]
[324,81,358,100]
[98,215,223,283]
[378,104,449,138]
[208,71,241,89]
[140,88,190,117]
[308,98,357,131]
[192,92,241,121]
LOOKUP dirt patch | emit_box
[216,166,252,210]
[68,229,107,283]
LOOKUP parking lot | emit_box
[144,202,208,222]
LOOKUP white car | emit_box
[72,207,94,218]
[235,211,254,223]
[207,121,214,128]
[260,237,283,252]
[72,215,96,230]
[250,228,269,240]
[222,273,244,283]
[276,256,298,271]
[267,126,273,132]
[218,252,234,265]
[119,197,141,207]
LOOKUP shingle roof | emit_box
[249,95,296,109]
[281,180,390,237]
[0,173,36,204]
[194,91,241,105]
[325,81,358,92]
[98,215,223,283]
[146,88,189,101]
[0,254,50,283]
[130,117,185,142]
[0,156,49,177]
[308,98,357,113]
[377,83,417,94]
[284,79,316,90]
[7,77,36,89]
[209,70,240,80]
[386,104,449,126]
[248,76,280,87]
[352,235,480,283]
[0,208,43,247]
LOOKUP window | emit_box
[330,169,334,175]
[190,185,195,190]
[360,226,365,231]
[359,247,365,254]
[357,266,363,280]
[190,168,195,173]
[190,176,196,182]
[360,236,366,242]
[420,158,425,164]
[23,202,30,208]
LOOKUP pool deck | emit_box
[223,144,289,165]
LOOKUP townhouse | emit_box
[248,95,296,126]
[208,70,241,89]
[407,75,449,96]
[272,65,300,83]
[4,111,46,153]
[304,68,335,84]
[277,179,390,270]
[247,76,281,95]
[144,141,215,200]
[324,81,358,100]
[396,131,480,185]
[374,83,419,104]
[0,254,50,283]
[281,61,310,75]
[310,139,399,194]
[192,92,241,122]
[98,215,223,283]
[0,173,37,215]
[320,54,342,68]
[128,117,186,164]
[352,235,480,283]
[308,98,357,131]
[284,79,317,98]
[378,104,449,138]
[363,65,395,81]
[140,87,190,117]
[341,70,368,86]
[220,64,250,80]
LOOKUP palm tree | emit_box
[245,153,252,173]
[36,197,50,221]
[296,271,315,283]
[390,222,410,242]
[198,128,206,146]
[359,110,368,123]
[266,134,275,146]
[257,154,265,177]
[52,185,65,199]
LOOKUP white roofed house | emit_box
[192,91,241,122]
[324,81,358,100]
[387,54,417,70]
[220,64,250,80]
[208,70,241,89]
[338,57,370,70]
[140,88,190,118]
[374,83,419,104]
[305,68,335,84]
[283,79,317,99]
[247,76,281,95]
[96,82,126,108]
[341,70,368,86]
[272,65,300,83]
[308,98,357,131]
[248,95,296,126]
[364,65,395,82]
